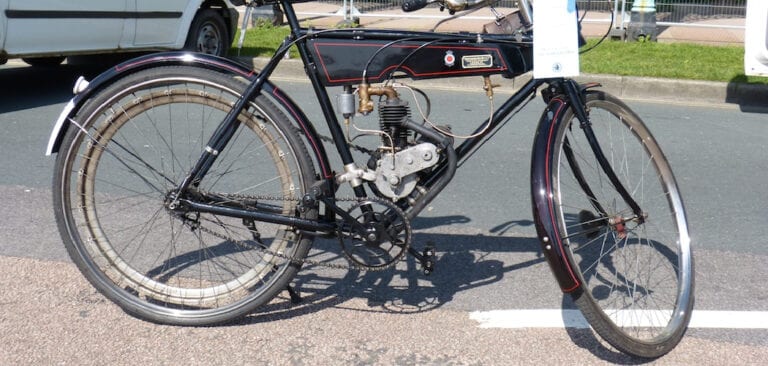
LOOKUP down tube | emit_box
[530,97,581,293]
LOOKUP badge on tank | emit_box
[461,54,493,69]
[444,51,456,67]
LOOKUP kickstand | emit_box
[286,285,302,304]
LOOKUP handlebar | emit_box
[245,0,533,31]
[401,0,430,12]
[402,0,494,13]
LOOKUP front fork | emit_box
[560,80,645,223]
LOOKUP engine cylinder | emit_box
[378,98,411,149]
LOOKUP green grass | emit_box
[580,39,766,84]
[230,24,768,84]
[231,24,295,58]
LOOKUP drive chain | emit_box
[184,192,409,272]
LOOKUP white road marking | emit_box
[469,310,768,329]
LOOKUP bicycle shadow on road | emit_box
[238,215,556,323]
[235,214,661,363]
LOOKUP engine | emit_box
[335,84,441,201]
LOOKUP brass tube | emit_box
[357,83,399,115]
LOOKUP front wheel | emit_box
[541,91,694,358]
[53,66,317,325]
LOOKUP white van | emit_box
[0,0,244,66]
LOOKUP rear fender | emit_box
[45,51,332,178]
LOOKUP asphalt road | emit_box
[1,61,767,365]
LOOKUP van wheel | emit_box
[185,9,229,57]
[22,56,66,67]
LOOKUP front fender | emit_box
[45,51,331,178]
[530,96,581,293]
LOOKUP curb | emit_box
[241,57,767,110]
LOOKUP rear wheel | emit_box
[549,91,694,358]
[53,66,316,325]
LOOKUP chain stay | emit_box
[187,192,408,272]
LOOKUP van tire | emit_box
[22,56,66,67]
[184,9,229,57]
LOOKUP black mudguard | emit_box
[530,95,582,293]
[46,51,333,179]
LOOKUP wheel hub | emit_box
[197,24,220,54]
[610,214,628,239]
[164,190,181,211]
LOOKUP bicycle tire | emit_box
[53,66,317,325]
[547,91,694,358]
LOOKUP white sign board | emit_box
[745,0,768,76]
[533,0,580,79]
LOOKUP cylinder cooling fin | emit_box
[378,98,411,149]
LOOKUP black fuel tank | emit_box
[307,37,532,86]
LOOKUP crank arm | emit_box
[319,197,371,237]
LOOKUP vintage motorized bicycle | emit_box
[46,0,693,358]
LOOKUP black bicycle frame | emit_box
[173,0,641,236]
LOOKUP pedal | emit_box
[422,258,435,276]
[422,242,436,258]
[421,241,436,276]
[407,241,437,275]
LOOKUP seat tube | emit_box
[177,0,314,195]
[176,66,269,193]
[282,0,368,198]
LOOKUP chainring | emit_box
[339,198,412,270]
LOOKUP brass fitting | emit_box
[482,76,500,98]
[357,83,399,115]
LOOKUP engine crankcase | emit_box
[375,143,439,200]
